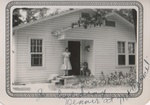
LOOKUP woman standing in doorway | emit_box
[61,48,72,76]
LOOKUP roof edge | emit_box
[13,9,134,31]
[113,12,134,27]
[13,9,80,31]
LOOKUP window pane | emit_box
[33,46,36,52]
[40,40,42,52]
[37,39,40,45]
[31,40,34,52]
[34,58,39,65]
[118,55,125,65]
[31,39,42,52]
[31,56,34,66]
[31,39,35,46]
[118,42,121,48]
[32,40,36,47]
[31,45,35,52]
[118,48,121,53]
[31,54,42,66]
[31,39,43,66]
[40,46,42,52]
[31,46,32,52]
[31,39,36,52]
[128,42,135,53]
[37,46,39,52]
[81,12,90,19]
[105,20,115,27]
[40,55,42,65]
[118,42,125,53]
[121,47,125,53]
[40,40,42,46]
[129,55,135,65]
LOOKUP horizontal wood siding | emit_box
[15,12,135,83]
[11,33,17,83]
[65,14,135,76]
[15,11,81,84]
[82,40,94,74]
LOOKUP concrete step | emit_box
[51,76,76,84]
[51,79,60,83]
[56,77,63,80]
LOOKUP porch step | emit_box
[59,75,75,79]
[51,80,60,83]
[56,77,63,80]
[51,75,76,85]
[51,77,63,84]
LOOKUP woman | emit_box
[61,48,72,76]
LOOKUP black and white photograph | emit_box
[1,1,150,105]
[11,6,139,93]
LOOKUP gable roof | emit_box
[108,12,134,27]
[13,9,80,31]
[13,9,134,31]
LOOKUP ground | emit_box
[11,75,138,93]
[12,83,138,93]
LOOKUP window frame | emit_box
[116,41,136,68]
[128,42,136,66]
[117,41,126,66]
[29,37,45,69]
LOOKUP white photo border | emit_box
[6,1,143,98]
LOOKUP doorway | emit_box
[68,41,80,75]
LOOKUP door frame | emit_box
[65,39,95,76]
[67,40,81,75]
[66,40,82,66]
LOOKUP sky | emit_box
[19,8,70,21]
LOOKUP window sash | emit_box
[129,55,135,65]
[118,42,125,53]
[118,54,126,65]
[31,54,42,66]
[128,42,135,65]
[117,41,135,66]
[30,39,43,67]
[117,42,126,65]
[128,42,135,54]
[31,39,42,53]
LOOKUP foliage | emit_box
[72,9,113,29]
[13,8,23,27]
[115,9,136,24]
[13,8,136,27]
[13,8,49,27]
[72,9,136,29]
[57,67,136,89]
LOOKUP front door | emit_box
[68,41,80,75]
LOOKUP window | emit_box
[117,41,136,66]
[81,12,90,19]
[118,42,125,65]
[128,42,135,65]
[30,39,43,66]
[105,20,115,27]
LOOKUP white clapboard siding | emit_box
[14,11,135,84]
[81,40,94,74]
[85,40,94,74]
[65,14,135,76]
[15,11,81,84]
[11,32,18,83]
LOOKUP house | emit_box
[12,9,136,84]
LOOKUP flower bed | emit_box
[56,67,136,89]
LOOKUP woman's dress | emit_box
[61,52,72,70]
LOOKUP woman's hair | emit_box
[65,48,68,51]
